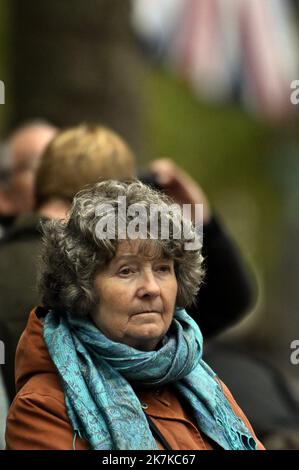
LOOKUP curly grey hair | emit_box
[38,180,204,316]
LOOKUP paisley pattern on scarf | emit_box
[43,308,257,450]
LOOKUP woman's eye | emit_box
[157,265,171,273]
[119,267,134,276]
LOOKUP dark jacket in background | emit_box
[0,213,43,400]
[0,216,15,242]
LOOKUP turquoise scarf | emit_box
[43,308,257,450]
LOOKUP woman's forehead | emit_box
[115,239,165,260]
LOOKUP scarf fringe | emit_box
[214,387,257,450]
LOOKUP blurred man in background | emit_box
[0,120,57,239]
[0,119,57,448]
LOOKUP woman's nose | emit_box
[137,270,160,297]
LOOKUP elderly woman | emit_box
[6,180,264,450]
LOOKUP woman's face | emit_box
[91,240,178,351]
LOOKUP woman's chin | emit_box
[124,327,164,351]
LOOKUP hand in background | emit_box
[149,158,211,224]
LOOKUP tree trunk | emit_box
[10,0,145,153]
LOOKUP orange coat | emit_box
[6,309,264,450]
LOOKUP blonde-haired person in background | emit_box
[34,123,136,218]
